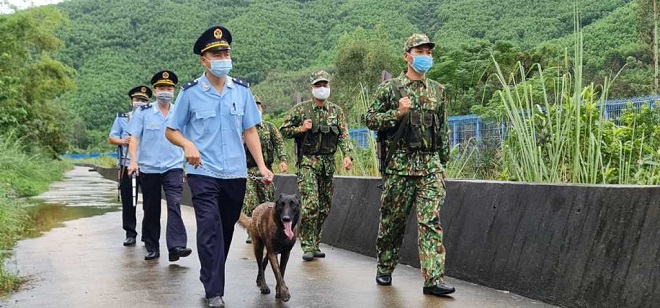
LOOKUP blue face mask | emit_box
[411,55,433,74]
[206,58,232,77]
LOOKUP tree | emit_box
[0,7,75,155]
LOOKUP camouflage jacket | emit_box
[280,100,352,166]
[365,73,449,176]
[246,120,287,168]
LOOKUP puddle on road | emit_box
[23,201,119,238]
[22,166,122,237]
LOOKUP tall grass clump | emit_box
[336,83,379,177]
[0,133,71,295]
[0,133,71,196]
[493,9,616,184]
[0,184,28,296]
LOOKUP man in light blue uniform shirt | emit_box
[108,85,151,247]
[165,25,274,308]
[127,70,191,262]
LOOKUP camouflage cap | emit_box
[309,70,330,85]
[253,95,262,105]
[403,33,436,52]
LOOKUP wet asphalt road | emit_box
[0,167,555,308]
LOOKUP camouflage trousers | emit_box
[242,167,275,216]
[376,172,446,287]
[297,164,334,253]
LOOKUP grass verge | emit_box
[0,135,71,296]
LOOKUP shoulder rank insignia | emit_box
[182,79,199,91]
[232,77,249,88]
[140,104,153,111]
[117,112,128,118]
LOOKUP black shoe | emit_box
[207,296,225,308]
[423,284,456,296]
[313,250,325,258]
[168,247,192,262]
[123,237,136,246]
[302,251,314,261]
[144,251,160,260]
[376,272,392,286]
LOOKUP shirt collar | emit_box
[199,73,211,92]
[199,72,234,92]
[398,72,428,88]
[313,101,328,110]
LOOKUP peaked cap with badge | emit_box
[128,85,153,100]
[194,26,232,55]
[151,70,178,87]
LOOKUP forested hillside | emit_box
[44,0,644,151]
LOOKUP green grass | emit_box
[65,155,117,169]
[0,134,71,296]
[491,7,609,184]
[0,185,28,296]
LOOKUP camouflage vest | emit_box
[386,78,445,152]
[297,102,340,155]
[246,123,275,168]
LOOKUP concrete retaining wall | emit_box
[94,166,660,307]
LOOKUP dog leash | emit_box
[195,164,272,182]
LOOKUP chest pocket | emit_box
[230,105,244,116]
[327,115,338,126]
[195,110,216,133]
[145,123,161,141]
[420,94,438,111]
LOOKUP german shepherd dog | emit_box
[238,193,301,302]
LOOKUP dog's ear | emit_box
[277,193,283,202]
[294,193,301,203]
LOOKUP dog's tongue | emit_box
[284,221,295,240]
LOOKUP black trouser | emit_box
[119,167,137,238]
[187,175,246,298]
[139,168,187,253]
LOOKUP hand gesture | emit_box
[301,119,313,132]
[127,161,139,176]
[184,142,202,167]
[259,166,274,185]
[398,97,411,116]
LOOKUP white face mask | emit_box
[132,102,147,111]
[155,91,173,105]
[312,87,330,100]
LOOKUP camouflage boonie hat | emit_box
[254,95,262,105]
[309,70,330,85]
[403,33,436,52]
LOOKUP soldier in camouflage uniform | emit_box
[243,96,288,243]
[365,34,455,296]
[280,70,353,261]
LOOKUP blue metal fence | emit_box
[62,152,118,160]
[61,96,660,157]
[348,96,660,149]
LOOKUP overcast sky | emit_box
[1,0,65,14]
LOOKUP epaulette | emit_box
[232,77,249,88]
[140,104,153,111]
[117,112,128,118]
[182,79,199,91]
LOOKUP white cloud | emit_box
[1,0,65,14]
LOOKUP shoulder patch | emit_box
[232,77,249,88]
[140,104,153,111]
[182,79,199,91]
[117,113,128,118]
